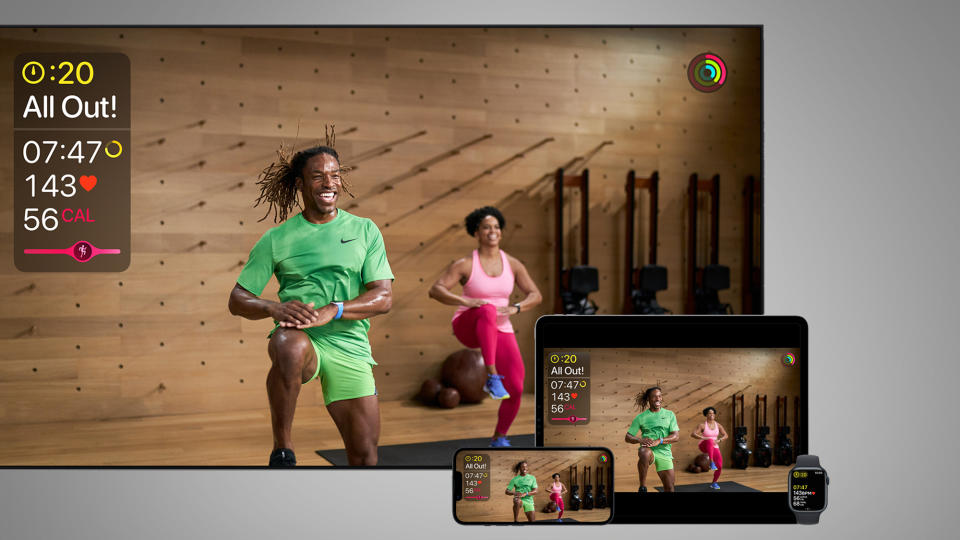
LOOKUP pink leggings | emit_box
[698,439,723,483]
[550,492,564,518]
[452,304,524,435]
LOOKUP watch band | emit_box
[796,512,820,524]
[796,455,820,467]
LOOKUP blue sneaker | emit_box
[710,461,718,471]
[710,482,720,490]
[484,374,510,400]
[489,436,511,447]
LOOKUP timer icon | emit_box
[21,61,46,84]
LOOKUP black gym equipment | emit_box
[754,394,772,468]
[583,465,595,510]
[741,175,763,313]
[775,395,794,465]
[554,168,598,314]
[794,396,801,463]
[685,173,732,314]
[623,170,669,314]
[596,465,607,509]
[731,393,752,469]
[569,464,581,511]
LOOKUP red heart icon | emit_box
[79,175,97,191]
[571,393,578,399]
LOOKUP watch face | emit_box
[790,468,827,512]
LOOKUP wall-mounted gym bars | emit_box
[384,137,554,228]
[742,175,763,314]
[754,394,772,467]
[793,395,801,463]
[389,151,572,268]
[775,395,794,465]
[623,170,668,314]
[350,129,428,166]
[732,393,752,469]
[686,173,732,314]
[568,141,613,174]
[555,167,598,314]
[356,133,493,200]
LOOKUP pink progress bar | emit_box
[24,240,121,263]
[551,416,588,423]
[465,496,489,499]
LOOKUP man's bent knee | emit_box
[268,330,312,375]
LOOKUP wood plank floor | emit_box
[0,394,535,466]
[0,391,791,493]
[457,504,610,524]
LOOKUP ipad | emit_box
[536,316,807,523]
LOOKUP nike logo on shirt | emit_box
[341,238,358,244]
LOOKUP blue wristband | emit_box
[333,302,344,320]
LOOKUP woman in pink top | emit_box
[429,207,542,447]
[691,406,728,489]
[549,473,567,521]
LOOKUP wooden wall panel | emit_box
[1,27,762,424]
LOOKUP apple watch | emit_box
[789,455,829,524]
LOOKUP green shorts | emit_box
[519,497,535,513]
[305,334,377,406]
[640,448,675,472]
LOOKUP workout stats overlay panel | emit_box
[461,453,491,501]
[545,351,590,425]
[14,53,130,272]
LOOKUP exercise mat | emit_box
[316,434,535,466]
[654,481,760,493]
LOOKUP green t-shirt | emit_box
[507,474,537,502]
[627,408,679,458]
[237,210,394,362]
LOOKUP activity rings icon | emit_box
[688,53,727,93]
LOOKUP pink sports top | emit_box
[452,249,515,333]
[703,421,720,448]
[550,482,563,495]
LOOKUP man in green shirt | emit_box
[625,386,680,492]
[506,460,538,522]
[229,144,393,467]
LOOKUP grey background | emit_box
[1,0,956,538]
